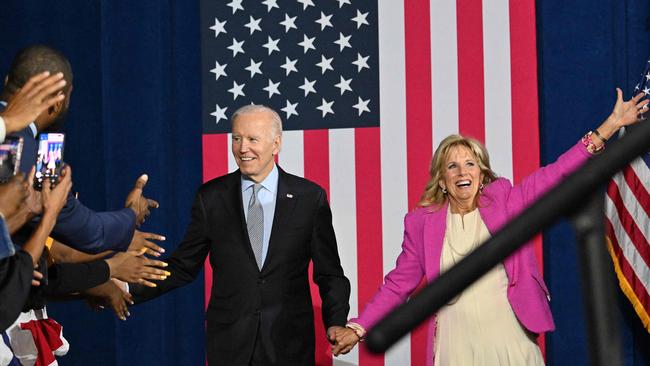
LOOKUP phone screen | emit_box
[34,133,65,190]
[0,136,24,183]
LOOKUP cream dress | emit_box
[433,208,544,366]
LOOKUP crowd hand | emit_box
[31,269,43,287]
[41,165,72,219]
[84,280,133,321]
[1,72,66,134]
[105,248,170,287]
[0,173,28,220]
[127,230,166,257]
[331,327,360,357]
[124,174,159,227]
[609,88,650,128]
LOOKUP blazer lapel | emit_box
[423,203,448,280]
[262,168,297,271]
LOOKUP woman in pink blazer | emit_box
[332,89,649,366]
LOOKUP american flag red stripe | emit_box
[354,127,384,366]
[456,0,486,142]
[404,1,433,365]
[200,1,543,364]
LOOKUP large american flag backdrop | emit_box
[199,1,541,365]
[605,61,650,335]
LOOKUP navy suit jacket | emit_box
[132,167,351,366]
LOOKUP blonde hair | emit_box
[418,134,498,208]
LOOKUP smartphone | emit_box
[0,136,24,183]
[34,133,65,190]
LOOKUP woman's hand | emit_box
[591,89,650,146]
[610,88,649,128]
[105,249,170,287]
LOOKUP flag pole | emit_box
[366,119,650,364]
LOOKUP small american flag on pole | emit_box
[605,59,650,334]
[200,1,542,365]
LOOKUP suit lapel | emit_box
[223,170,261,270]
[262,168,298,272]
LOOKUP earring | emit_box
[441,187,447,194]
[479,183,484,191]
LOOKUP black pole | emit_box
[366,120,650,354]
[571,192,622,366]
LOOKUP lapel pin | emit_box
[286,193,293,198]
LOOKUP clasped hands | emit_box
[327,325,362,357]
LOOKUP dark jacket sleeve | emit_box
[49,195,136,253]
[42,260,110,295]
[310,188,351,329]
[0,250,34,331]
[131,189,211,304]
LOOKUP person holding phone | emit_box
[0,45,161,255]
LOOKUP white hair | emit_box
[231,104,283,137]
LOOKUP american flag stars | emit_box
[203,1,379,129]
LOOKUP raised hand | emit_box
[105,249,170,287]
[124,174,159,227]
[1,72,66,133]
[127,230,166,257]
[610,88,649,128]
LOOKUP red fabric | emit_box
[19,319,63,366]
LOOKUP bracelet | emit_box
[592,129,607,143]
[581,131,605,154]
[345,323,366,341]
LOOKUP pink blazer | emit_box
[352,142,591,366]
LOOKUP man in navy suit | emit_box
[132,105,351,365]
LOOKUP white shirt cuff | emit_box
[0,116,6,143]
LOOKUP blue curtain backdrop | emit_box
[0,1,205,365]
[1,1,649,365]
[537,1,650,365]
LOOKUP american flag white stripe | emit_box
[278,130,304,177]
[329,128,360,366]
[378,1,411,365]
[429,0,459,149]
[482,0,513,181]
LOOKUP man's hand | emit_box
[124,174,159,227]
[41,165,72,220]
[105,249,170,287]
[330,327,360,357]
[84,280,133,321]
[1,72,66,134]
[127,230,166,257]
[0,173,29,220]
